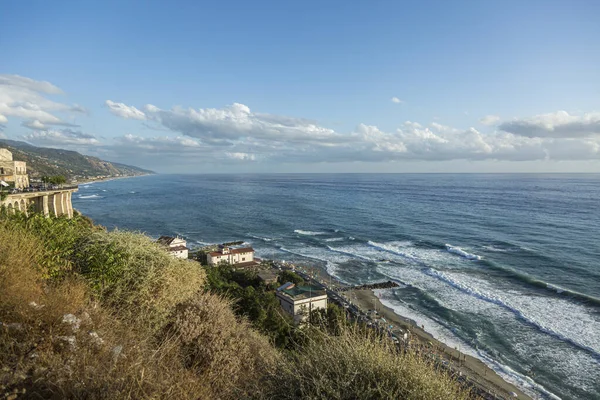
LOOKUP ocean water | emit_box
[73,174,600,400]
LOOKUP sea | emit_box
[73,173,600,400]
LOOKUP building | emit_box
[157,236,189,259]
[276,282,328,324]
[0,148,29,189]
[258,270,279,285]
[207,245,254,265]
[1,148,77,218]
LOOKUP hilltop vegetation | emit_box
[0,210,472,400]
[0,139,152,181]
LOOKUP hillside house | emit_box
[157,236,189,259]
[0,148,29,189]
[207,245,254,266]
[276,282,328,324]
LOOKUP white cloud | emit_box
[390,97,403,104]
[132,102,346,145]
[499,111,600,138]
[23,128,100,146]
[226,152,256,161]
[0,114,7,124]
[0,74,82,125]
[103,100,600,165]
[0,74,63,95]
[22,119,46,130]
[479,115,500,126]
[105,100,146,120]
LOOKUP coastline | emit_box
[348,289,531,400]
[291,264,532,399]
[75,173,153,186]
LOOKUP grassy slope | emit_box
[0,139,153,180]
[0,212,473,400]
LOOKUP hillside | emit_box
[0,212,472,400]
[0,139,153,181]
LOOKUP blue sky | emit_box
[1,0,599,172]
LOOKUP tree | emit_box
[278,270,304,286]
[50,175,67,185]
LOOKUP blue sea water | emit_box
[73,174,600,400]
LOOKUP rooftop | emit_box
[279,284,326,301]
[209,247,254,257]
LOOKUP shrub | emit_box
[170,292,280,398]
[73,230,206,331]
[262,325,472,400]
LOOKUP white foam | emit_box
[377,291,563,400]
[248,234,274,242]
[445,244,482,260]
[476,350,563,400]
[294,229,326,236]
[426,269,600,357]
[78,194,102,199]
[129,191,136,194]
[323,237,345,242]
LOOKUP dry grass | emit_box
[262,326,472,400]
[73,230,206,331]
[1,218,474,400]
[170,292,280,398]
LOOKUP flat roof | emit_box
[209,247,254,257]
[280,285,326,301]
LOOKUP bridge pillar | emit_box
[42,195,49,217]
[48,194,57,217]
[67,192,73,218]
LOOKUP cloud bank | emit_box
[2,74,599,170]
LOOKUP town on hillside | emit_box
[0,148,78,217]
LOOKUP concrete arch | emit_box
[7,203,13,214]
[14,201,20,212]
[20,199,27,215]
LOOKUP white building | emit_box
[276,282,328,324]
[157,236,189,259]
[207,246,254,265]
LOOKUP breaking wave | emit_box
[425,268,600,358]
[78,194,102,199]
[367,240,423,264]
[294,229,326,236]
[445,244,482,260]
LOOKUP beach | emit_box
[348,289,531,400]
[73,174,598,399]
[287,263,530,399]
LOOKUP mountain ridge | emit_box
[0,139,153,181]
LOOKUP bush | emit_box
[170,292,280,398]
[278,270,304,285]
[73,230,206,331]
[262,325,471,400]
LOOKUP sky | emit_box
[1,0,599,173]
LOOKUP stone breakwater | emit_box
[338,281,399,292]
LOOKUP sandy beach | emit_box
[285,263,531,399]
[348,289,531,400]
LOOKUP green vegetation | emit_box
[278,269,305,285]
[0,139,153,180]
[41,175,67,185]
[0,210,473,400]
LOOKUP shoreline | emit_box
[349,289,531,400]
[290,263,532,400]
[75,173,153,186]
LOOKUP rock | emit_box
[62,314,81,331]
[88,331,104,346]
[58,335,77,350]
